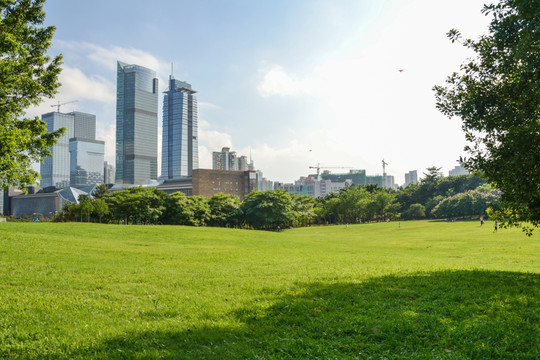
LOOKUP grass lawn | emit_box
[0,220,538,359]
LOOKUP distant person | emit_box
[494,221,498,232]
[480,216,484,226]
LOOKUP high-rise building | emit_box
[404,170,418,187]
[115,61,158,185]
[69,138,105,187]
[40,111,97,189]
[449,164,469,177]
[104,161,115,184]
[212,147,253,171]
[161,76,198,179]
[70,111,96,139]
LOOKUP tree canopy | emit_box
[434,0,540,234]
[0,0,63,190]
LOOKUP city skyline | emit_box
[26,0,495,184]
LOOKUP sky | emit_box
[28,0,495,185]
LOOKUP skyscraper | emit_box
[404,170,418,187]
[69,138,105,187]
[116,61,158,184]
[40,111,97,189]
[161,76,198,179]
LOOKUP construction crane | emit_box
[309,163,352,176]
[382,159,388,175]
[51,100,78,112]
[382,159,389,188]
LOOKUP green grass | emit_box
[0,221,538,359]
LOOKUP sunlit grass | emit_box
[0,221,538,359]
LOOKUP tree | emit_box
[92,183,110,199]
[160,191,190,225]
[239,190,293,230]
[106,187,165,224]
[92,198,109,223]
[185,196,210,226]
[0,0,63,191]
[78,195,93,222]
[434,0,540,234]
[290,193,317,227]
[207,193,240,227]
[403,203,426,220]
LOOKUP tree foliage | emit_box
[0,0,63,190]
[434,0,540,234]
[431,185,501,219]
[239,190,293,230]
[207,193,240,227]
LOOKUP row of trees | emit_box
[59,172,500,230]
[60,185,316,230]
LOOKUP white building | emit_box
[404,170,418,187]
[449,164,469,177]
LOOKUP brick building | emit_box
[192,169,257,199]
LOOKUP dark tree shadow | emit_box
[50,270,539,359]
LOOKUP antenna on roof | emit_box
[171,62,174,77]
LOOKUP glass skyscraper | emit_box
[41,111,97,189]
[161,76,198,179]
[69,138,105,187]
[116,61,158,185]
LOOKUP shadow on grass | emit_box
[65,270,539,359]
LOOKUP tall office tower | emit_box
[404,170,418,187]
[104,161,115,184]
[40,111,97,189]
[161,76,198,179]
[69,138,105,187]
[116,61,158,185]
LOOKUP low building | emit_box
[156,178,193,195]
[10,187,88,218]
[192,169,257,199]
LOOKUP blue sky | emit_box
[30,0,494,184]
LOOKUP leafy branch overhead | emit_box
[433,0,540,235]
[0,0,64,190]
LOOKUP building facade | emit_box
[192,169,257,199]
[449,164,469,177]
[104,161,115,184]
[161,76,198,179]
[404,170,418,187]
[41,112,74,188]
[70,111,96,139]
[69,138,105,187]
[116,61,158,185]
[212,147,254,171]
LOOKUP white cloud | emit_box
[56,40,171,85]
[197,119,233,169]
[257,65,319,97]
[59,65,115,104]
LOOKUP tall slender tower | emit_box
[115,61,158,184]
[161,75,198,179]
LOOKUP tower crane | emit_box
[309,163,353,176]
[382,159,389,188]
[51,100,78,112]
